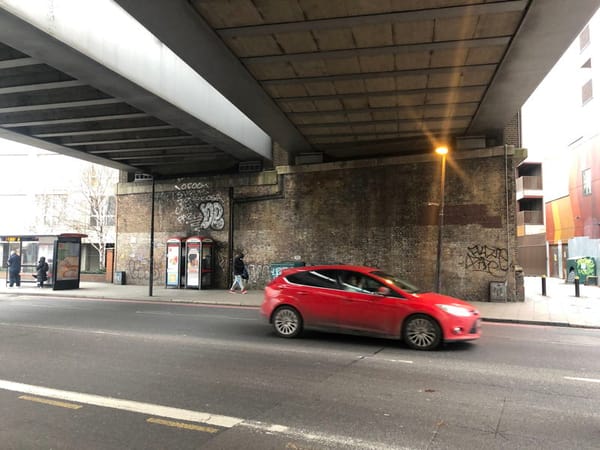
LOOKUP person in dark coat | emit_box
[7,250,21,287]
[229,253,247,294]
[35,256,49,288]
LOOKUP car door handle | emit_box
[296,291,309,295]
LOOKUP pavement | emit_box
[1,276,600,329]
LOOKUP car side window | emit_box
[339,271,371,294]
[286,270,338,289]
[339,270,403,297]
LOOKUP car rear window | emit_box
[286,270,338,289]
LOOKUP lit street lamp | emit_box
[435,146,448,293]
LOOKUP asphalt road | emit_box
[0,294,599,450]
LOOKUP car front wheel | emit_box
[403,314,441,350]
[272,306,303,338]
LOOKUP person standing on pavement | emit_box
[34,256,49,288]
[7,250,21,287]
[229,253,247,294]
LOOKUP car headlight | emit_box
[436,304,473,317]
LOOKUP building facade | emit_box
[0,141,118,274]
[521,7,600,279]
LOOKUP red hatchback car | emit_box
[261,265,481,351]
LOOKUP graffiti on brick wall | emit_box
[465,245,509,276]
[127,257,163,282]
[199,201,224,230]
[245,263,271,289]
[174,180,225,232]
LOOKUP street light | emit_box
[434,146,448,293]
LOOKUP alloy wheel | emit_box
[273,306,302,338]
[404,315,441,350]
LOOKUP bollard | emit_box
[541,275,547,296]
[575,276,580,298]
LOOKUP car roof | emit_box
[286,265,379,274]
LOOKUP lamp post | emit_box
[435,146,448,293]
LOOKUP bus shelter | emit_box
[1,233,86,290]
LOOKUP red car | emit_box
[261,265,481,351]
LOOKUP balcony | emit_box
[517,210,545,236]
[516,175,543,200]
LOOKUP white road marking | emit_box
[0,322,126,337]
[0,379,403,449]
[564,376,600,384]
[0,379,242,428]
[240,420,404,450]
[135,311,257,321]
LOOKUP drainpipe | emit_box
[234,172,285,204]
[504,145,512,292]
[228,186,234,288]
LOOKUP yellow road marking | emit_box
[147,417,220,433]
[19,395,82,410]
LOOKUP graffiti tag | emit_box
[173,180,224,232]
[465,245,508,276]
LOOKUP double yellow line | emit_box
[18,395,220,434]
[19,394,82,410]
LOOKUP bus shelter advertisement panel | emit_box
[55,242,80,281]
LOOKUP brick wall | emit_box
[503,112,521,147]
[115,147,525,301]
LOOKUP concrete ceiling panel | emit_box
[464,46,506,65]
[392,22,436,45]
[274,32,320,54]
[312,30,356,51]
[352,24,394,47]
[475,11,524,38]
[357,55,395,72]
[304,82,338,96]
[323,58,362,75]
[394,53,435,70]
[225,35,283,57]
[433,16,479,41]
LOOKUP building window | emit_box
[582,79,593,105]
[580,25,591,51]
[583,169,592,196]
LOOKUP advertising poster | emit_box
[166,244,180,286]
[55,242,80,281]
[186,244,200,287]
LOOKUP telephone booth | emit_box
[165,237,185,288]
[185,236,214,289]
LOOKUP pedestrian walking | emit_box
[34,256,49,288]
[7,250,21,287]
[229,253,247,294]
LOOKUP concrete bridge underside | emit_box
[0,0,599,177]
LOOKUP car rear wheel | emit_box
[272,306,303,338]
[403,314,441,350]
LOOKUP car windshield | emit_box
[371,271,422,294]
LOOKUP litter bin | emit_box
[566,257,596,284]
[114,271,126,285]
[269,261,305,279]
